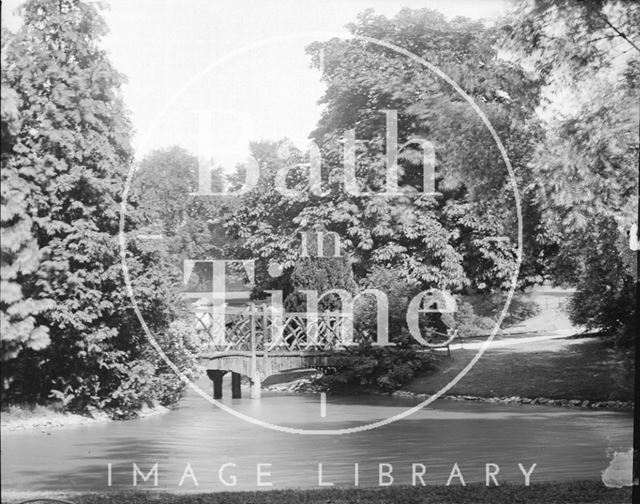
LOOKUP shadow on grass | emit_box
[407,337,634,402]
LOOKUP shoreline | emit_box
[0,403,170,433]
[264,377,635,411]
[392,390,635,411]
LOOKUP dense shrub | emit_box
[453,300,495,338]
[354,266,535,340]
[567,220,636,344]
[146,319,205,406]
[42,318,203,419]
[354,266,420,340]
[315,332,435,394]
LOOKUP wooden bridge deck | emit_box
[199,350,341,380]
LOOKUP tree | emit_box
[1,72,52,391]
[505,0,638,229]
[285,256,357,312]
[306,9,552,290]
[505,0,639,339]
[133,146,227,265]
[217,10,548,318]
[567,218,636,339]
[217,139,321,297]
[1,0,193,412]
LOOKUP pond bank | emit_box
[391,390,634,411]
[0,403,169,433]
[264,376,634,411]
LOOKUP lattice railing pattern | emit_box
[193,304,353,352]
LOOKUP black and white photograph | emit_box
[1,0,638,503]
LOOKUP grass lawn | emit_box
[3,482,631,504]
[408,337,635,401]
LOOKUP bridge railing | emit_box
[193,303,354,353]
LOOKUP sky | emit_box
[2,0,509,169]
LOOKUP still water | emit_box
[1,375,633,493]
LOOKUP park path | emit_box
[451,329,584,353]
[452,286,588,353]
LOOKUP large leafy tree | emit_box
[218,10,547,313]
[1,0,189,411]
[505,0,639,340]
[505,0,638,231]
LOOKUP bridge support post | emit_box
[231,372,242,399]
[206,370,227,399]
[250,370,262,399]
[249,302,262,399]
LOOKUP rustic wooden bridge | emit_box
[195,303,353,399]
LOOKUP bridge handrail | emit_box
[279,311,353,318]
[193,304,354,353]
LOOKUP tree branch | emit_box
[598,11,640,54]
[586,34,619,44]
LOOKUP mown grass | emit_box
[2,481,632,504]
[407,337,635,401]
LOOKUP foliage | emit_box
[355,265,421,339]
[354,266,538,340]
[315,334,435,394]
[133,146,226,261]
[304,9,549,289]
[149,319,204,405]
[285,256,357,311]
[567,218,636,343]
[1,0,196,413]
[504,0,639,339]
[216,9,549,323]
[465,291,540,328]
[97,318,203,418]
[453,300,495,338]
[0,78,52,390]
[216,139,313,293]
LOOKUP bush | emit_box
[145,319,204,407]
[567,220,636,344]
[453,300,495,338]
[354,265,421,340]
[43,318,203,419]
[315,332,435,394]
